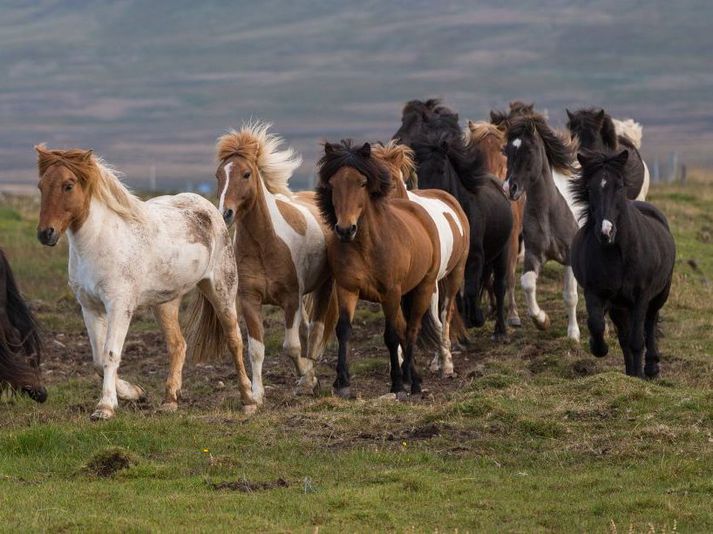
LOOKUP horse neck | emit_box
[525,146,557,209]
[67,198,123,256]
[236,177,282,248]
[350,198,386,254]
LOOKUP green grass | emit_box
[1,181,713,532]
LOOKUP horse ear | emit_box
[490,110,504,125]
[358,142,371,158]
[566,109,574,121]
[576,152,591,169]
[596,109,606,123]
[34,144,49,155]
[614,149,629,165]
[324,142,334,155]
[82,149,93,161]
[467,120,475,129]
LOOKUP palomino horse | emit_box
[571,150,674,377]
[566,108,650,200]
[0,248,46,402]
[316,141,460,396]
[35,146,255,420]
[502,114,582,341]
[372,141,469,376]
[465,120,525,327]
[215,122,337,403]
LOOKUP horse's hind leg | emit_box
[506,212,522,327]
[563,265,581,341]
[644,283,671,379]
[492,250,509,342]
[585,291,608,357]
[382,293,407,395]
[153,298,187,411]
[299,278,336,396]
[402,283,435,394]
[198,279,256,412]
[283,299,315,386]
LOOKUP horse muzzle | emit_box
[507,181,523,201]
[22,385,48,403]
[335,223,357,242]
[599,219,616,244]
[37,227,59,246]
[222,208,235,227]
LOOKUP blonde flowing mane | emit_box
[372,141,418,189]
[216,121,302,197]
[465,120,505,146]
[35,145,145,222]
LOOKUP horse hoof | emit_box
[294,375,319,397]
[90,406,114,421]
[159,401,178,413]
[334,387,352,399]
[395,391,409,401]
[507,316,522,328]
[442,369,457,379]
[589,338,609,358]
[491,332,508,343]
[532,313,550,331]
[644,365,660,379]
[135,385,148,402]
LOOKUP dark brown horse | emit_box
[316,140,459,397]
[0,248,45,402]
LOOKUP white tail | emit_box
[612,118,643,149]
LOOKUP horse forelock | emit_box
[572,150,629,217]
[36,146,144,223]
[216,121,301,198]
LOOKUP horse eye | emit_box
[242,171,251,179]
[63,183,74,192]
[360,182,367,188]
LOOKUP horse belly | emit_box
[140,242,212,305]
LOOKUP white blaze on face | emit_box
[503,179,510,194]
[601,219,613,237]
[512,138,522,149]
[601,178,607,189]
[218,161,233,213]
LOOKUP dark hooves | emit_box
[491,332,508,343]
[589,338,609,358]
[334,387,352,399]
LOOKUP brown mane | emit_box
[371,141,417,195]
[465,121,507,180]
[216,121,301,197]
[35,145,144,222]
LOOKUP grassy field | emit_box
[1,179,712,532]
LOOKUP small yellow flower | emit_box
[202,448,209,453]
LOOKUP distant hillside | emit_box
[1,0,711,190]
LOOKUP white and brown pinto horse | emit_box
[372,141,469,377]
[35,146,256,420]
[215,122,336,403]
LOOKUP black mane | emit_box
[315,139,392,227]
[508,114,576,175]
[567,108,618,150]
[397,98,461,142]
[490,101,536,132]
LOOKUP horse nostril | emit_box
[223,209,234,222]
[349,224,356,233]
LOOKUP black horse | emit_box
[566,108,650,200]
[571,150,675,378]
[409,134,513,340]
[394,98,461,147]
[0,248,46,402]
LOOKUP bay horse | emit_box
[502,114,582,341]
[409,134,513,341]
[566,108,650,200]
[571,150,675,377]
[315,140,450,397]
[465,120,525,327]
[0,248,46,402]
[35,145,255,420]
[215,122,337,403]
[372,141,469,376]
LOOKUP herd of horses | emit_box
[0,100,676,420]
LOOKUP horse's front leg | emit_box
[382,290,407,395]
[241,295,266,405]
[563,265,581,341]
[585,291,608,357]
[333,287,358,398]
[91,301,133,421]
[521,254,549,330]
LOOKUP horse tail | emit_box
[401,291,441,352]
[185,291,228,362]
[612,118,643,149]
[0,249,42,360]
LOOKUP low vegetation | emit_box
[1,179,712,531]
